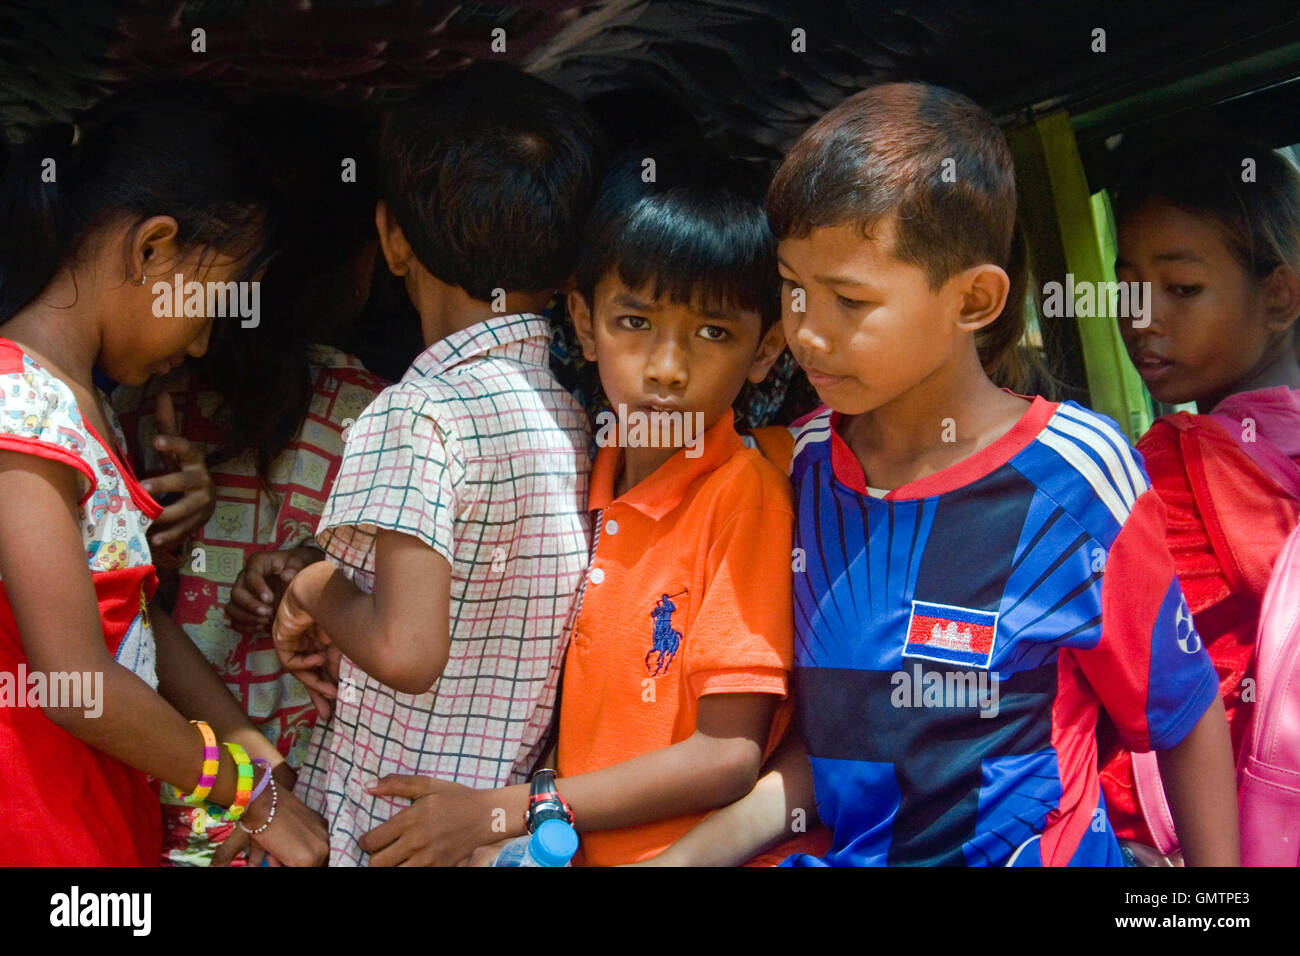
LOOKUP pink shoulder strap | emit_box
[1208,411,1300,499]
[1131,749,1179,855]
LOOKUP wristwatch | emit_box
[525,768,574,832]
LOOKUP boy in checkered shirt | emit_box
[271,63,603,865]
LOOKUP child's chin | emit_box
[112,366,153,388]
[1143,380,1196,406]
[816,389,875,416]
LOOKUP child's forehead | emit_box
[595,274,760,323]
[1117,198,1234,264]
[777,219,909,276]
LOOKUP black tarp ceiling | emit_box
[4,0,1300,157]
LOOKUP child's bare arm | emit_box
[0,452,326,869]
[274,528,450,695]
[552,692,777,831]
[359,692,778,866]
[636,731,818,866]
[1157,695,1240,866]
[152,602,288,773]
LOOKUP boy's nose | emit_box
[794,323,832,355]
[644,339,689,389]
[784,303,833,355]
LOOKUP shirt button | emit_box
[605,519,619,536]
[589,567,605,585]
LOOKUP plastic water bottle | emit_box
[493,818,579,867]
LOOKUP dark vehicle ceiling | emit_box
[4,0,1300,170]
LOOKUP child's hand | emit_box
[210,762,302,867]
[272,562,338,718]
[359,775,498,866]
[465,837,514,867]
[140,391,215,555]
[228,546,324,633]
[210,822,253,867]
[246,782,329,867]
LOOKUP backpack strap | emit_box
[1158,414,1300,602]
[1208,411,1300,499]
[1131,749,1180,856]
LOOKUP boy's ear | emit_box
[1262,263,1300,334]
[951,263,1011,334]
[374,200,413,277]
[747,321,787,383]
[567,289,599,362]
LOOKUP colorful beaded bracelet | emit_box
[172,720,219,805]
[237,773,278,836]
[211,742,255,824]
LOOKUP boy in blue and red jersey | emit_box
[645,82,1239,867]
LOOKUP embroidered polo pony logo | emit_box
[645,590,686,677]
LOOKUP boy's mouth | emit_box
[801,365,849,388]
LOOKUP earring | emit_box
[133,273,149,286]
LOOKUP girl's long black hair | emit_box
[194,95,382,480]
[0,77,278,325]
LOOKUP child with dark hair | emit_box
[549,91,819,434]
[271,63,601,865]
[0,79,326,865]
[111,96,392,865]
[645,82,1237,867]
[346,145,797,868]
[1101,138,1300,853]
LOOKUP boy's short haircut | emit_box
[769,81,1028,385]
[767,82,1015,287]
[379,62,603,301]
[575,145,780,331]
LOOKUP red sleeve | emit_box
[1136,421,1232,615]
[1075,488,1220,752]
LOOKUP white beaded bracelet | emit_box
[237,773,278,835]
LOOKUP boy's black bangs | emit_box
[602,193,779,325]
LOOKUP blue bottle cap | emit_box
[529,819,579,867]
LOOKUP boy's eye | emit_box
[836,294,868,309]
[1168,284,1202,298]
[697,325,729,342]
[617,315,650,331]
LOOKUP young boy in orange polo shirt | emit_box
[355,147,800,866]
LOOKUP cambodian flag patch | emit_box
[903,601,998,669]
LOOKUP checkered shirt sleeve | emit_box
[315,386,458,591]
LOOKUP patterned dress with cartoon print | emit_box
[0,338,164,865]
[113,343,389,865]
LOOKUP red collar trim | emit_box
[828,394,1058,500]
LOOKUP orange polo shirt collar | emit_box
[589,409,744,518]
